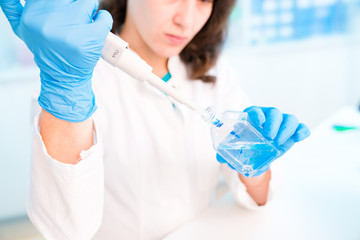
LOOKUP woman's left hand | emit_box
[217,106,311,176]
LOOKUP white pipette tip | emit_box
[198,106,223,127]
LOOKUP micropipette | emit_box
[101,32,217,124]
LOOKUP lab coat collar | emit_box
[126,48,187,83]
[167,55,188,85]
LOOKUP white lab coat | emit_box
[27,54,282,240]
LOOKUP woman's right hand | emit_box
[0,0,113,122]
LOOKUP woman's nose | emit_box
[173,0,196,30]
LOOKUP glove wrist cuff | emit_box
[38,78,97,122]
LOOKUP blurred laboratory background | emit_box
[0,0,359,239]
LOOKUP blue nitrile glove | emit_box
[0,0,113,122]
[217,106,311,177]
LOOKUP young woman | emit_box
[1,0,310,239]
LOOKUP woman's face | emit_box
[126,0,213,58]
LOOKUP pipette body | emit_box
[101,33,200,113]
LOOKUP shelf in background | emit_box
[224,35,360,55]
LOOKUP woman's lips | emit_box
[165,34,188,45]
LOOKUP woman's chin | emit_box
[155,44,186,58]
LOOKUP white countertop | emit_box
[165,106,360,240]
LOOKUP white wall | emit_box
[0,69,39,220]
[0,6,40,221]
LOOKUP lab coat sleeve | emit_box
[26,100,105,240]
[215,56,283,210]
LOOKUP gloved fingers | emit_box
[277,124,310,152]
[261,107,283,140]
[244,106,265,126]
[77,8,112,52]
[87,9,113,37]
[0,0,24,36]
[26,0,75,6]
[216,153,227,163]
[277,135,296,153]
[71,0,99,23]
[274,114,299,145]
[293,123,311,142]
[91,0,100,20]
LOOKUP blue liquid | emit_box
[217,141,279,177]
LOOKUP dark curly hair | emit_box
[99,0,236,83]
